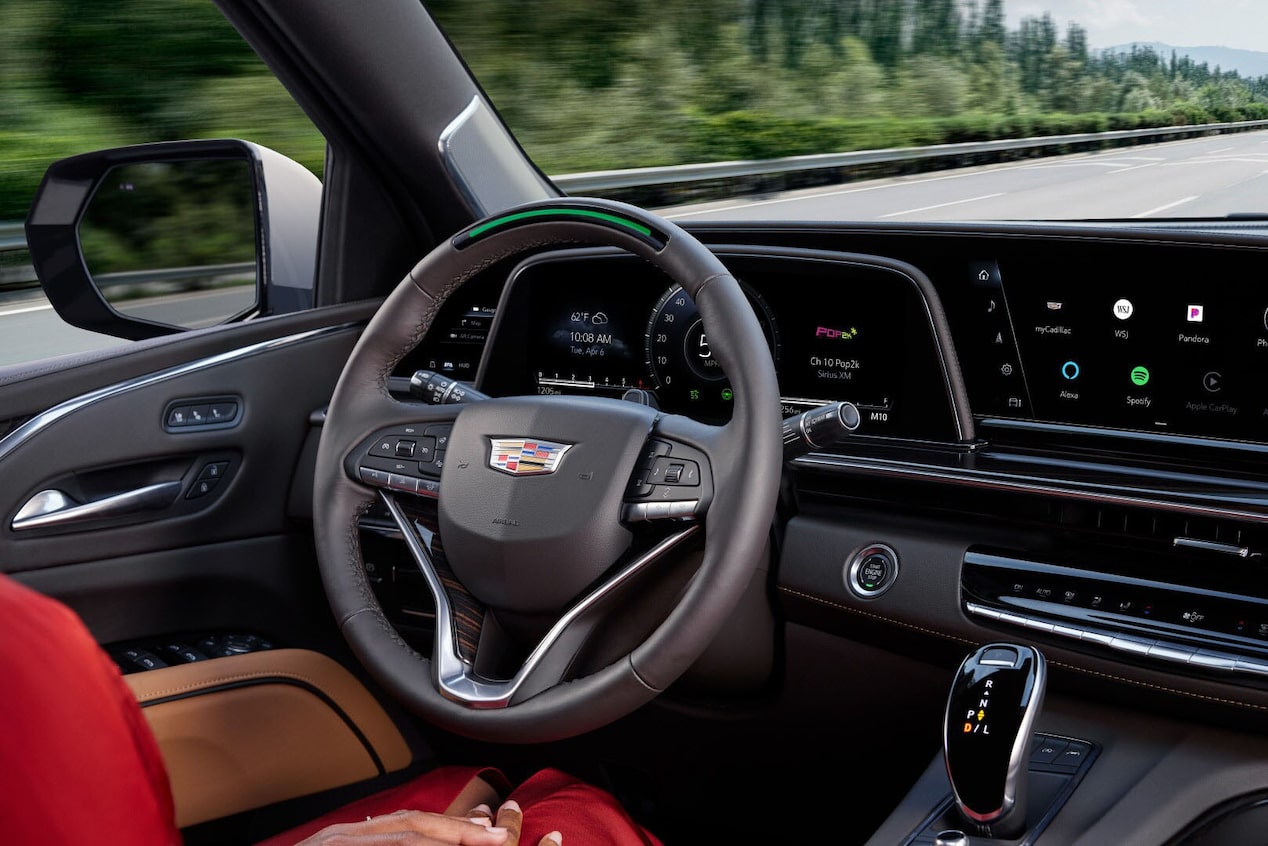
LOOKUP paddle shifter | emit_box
[943,643,1047,840]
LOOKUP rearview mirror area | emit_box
[25,139,320,341]
[80,159,258,329]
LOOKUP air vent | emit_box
[1052,502,1258,557]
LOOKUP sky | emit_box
[1004,0,1268,52]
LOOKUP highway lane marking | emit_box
[1164,157,1268,166]
[663,168,1011,218]
[1014,161,1126,171]
[880,193,1005,218]
[1206,146,1235,154]
[0,302,54,317]
[1132,196,1198,218]
[1108,163,1159,174]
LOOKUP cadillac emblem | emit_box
[488,438,571,476]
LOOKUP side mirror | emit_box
[24,139,321,341]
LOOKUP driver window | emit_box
[0,0,324,367]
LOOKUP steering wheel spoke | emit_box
[381,489,700,709]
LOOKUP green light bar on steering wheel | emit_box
[451,205,669,251]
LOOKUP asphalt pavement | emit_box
[0,287,250,368]
[660,128,1268,222]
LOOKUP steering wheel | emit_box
[313,198,781,743]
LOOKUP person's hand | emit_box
[293,801,562,846]
[467,800,562,846]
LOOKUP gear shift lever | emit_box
[943,643,1046,839]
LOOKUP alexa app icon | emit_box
[1187,304,1204,322]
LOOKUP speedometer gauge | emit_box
[645,283,780,417]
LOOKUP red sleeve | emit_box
[0,574,179,845]
[253,765,509,845]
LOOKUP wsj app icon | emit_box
[1187,304,1204,323]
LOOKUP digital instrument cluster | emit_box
[478,250,963,442]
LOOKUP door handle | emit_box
[12,481,184,531]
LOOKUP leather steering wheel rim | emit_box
[312,198,782,743]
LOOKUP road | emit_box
[0,287,251,368]
[659,129,1268,222]
[5,130,1268,367]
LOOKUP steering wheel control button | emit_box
[667,500,698,517]
[623,498,699,522]
[359,428,452,492]
[424,424,452,449]
[644,501,674,520]
[388,473,420,494]
[622,502,648,522]
[626,471,653,498]
[846,543,899,599]
[645,458,672,484]
[359,467,390,487]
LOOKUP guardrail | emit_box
[552,118,1268,194]
[0,222,24,251]
[95,261,256,289]
[4,118,1268,292]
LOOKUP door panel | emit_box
[1,321,363,572]
[0,302,381,655]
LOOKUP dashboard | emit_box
[404,225,1268,451]
[396,220,1268,722]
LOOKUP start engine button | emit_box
[846,544,899,599]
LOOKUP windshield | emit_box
[432,1,1268,222]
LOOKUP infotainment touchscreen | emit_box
[997,250,1268,442]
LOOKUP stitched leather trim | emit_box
[126,649,412,827]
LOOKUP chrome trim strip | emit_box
[437,95,486,216]
[12,481,182,531]
[981,417,1268,455]
[382,491,699,709]
[792,453,1268,523]
[965,602,1268,682]
[0,325,355,466]
[1173,537,1252,557]
[438,95,481,155]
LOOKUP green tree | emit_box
[40,0,256,136]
